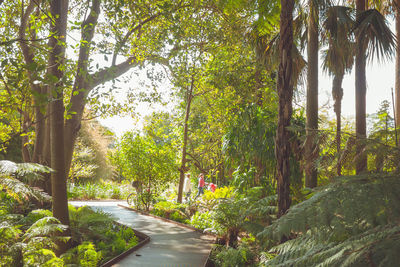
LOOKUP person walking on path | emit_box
[183,173,192,201]
[195,173,206,198]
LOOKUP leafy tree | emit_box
[0,0,207,231]
[110,116,178,209]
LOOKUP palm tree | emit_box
[305,0,320,188]
[353,1,395,173]
[321,6,355,176]
[355,0,367,174]
[276,0,295,218]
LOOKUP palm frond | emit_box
[354,9,396,63]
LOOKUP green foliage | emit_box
[67,181,131,200]
[62,241,101,267]
[0,160,51,213]
[190,211,220,231]
[109,128,178,204]
[68,205,138,264]
[0,209,68,266]
[258,174,400,266]
[200,186,235,210]
[223,104,277,188]
[151,200,188,223]
[69,118,115,184]
[212,243,256,267]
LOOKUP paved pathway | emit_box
[70,201,214,267]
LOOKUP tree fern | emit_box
[0,160,51,203]
[258,174,400,266]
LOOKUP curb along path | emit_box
[69,201,214,267]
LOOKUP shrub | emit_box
[190,211,220,232]
[213,244,255,267]
[62,241,101,267]
[151,200,187,219]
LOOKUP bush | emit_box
[213,244,255,267]
[62,241,101,267]
[151,200,187,219]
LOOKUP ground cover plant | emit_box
[67,181,131,200]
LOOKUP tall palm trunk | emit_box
[276,0,294,219]
[305,0,319,188]
[332,74,344,176]
[177,77,194,203]
[48,0,70,230]
[395,0,400,145]
[355,0,367,174]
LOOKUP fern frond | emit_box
[0,176,50,202]
[22,217,68,242]
[0,160,52,182]
[258,174,400,242]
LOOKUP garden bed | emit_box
[100,223,150,267]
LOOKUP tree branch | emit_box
[111,13,161,66]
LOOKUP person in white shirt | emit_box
[183,173,192,200]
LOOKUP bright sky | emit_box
[318,57,395,118]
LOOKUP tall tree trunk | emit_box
[48,0,70,232]
[355,0,367,174]
[332,74,344,176]
[305,0,319,188]
[276,0,294,219]
[395,0,400,146]
[177,77,194,203]
[64,0,100,175]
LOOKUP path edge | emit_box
[100,222,150,267]
[117,204,217,267]
[117,204,216,237]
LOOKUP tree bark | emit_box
[305,0,319,188]
[48,0,70,232]
[177,76,194,203]
[18,0,46,165]
[276,0,294,218]
[332,74,344,176]
[355,0,367,174]
[64,0,100,175]
[395,0,400,146]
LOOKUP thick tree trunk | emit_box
[332,74,344,176]
[355,0,367,174]
[276,0,294,218]
[395,0,400,146]
[48,0,70,232]
[305,0,319,188]
[177,77,194,203]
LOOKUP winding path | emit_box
[69,201,214,267]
